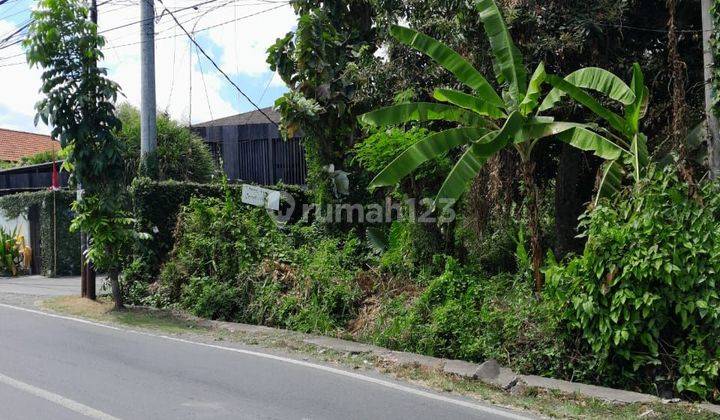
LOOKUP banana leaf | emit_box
[546,75,629,136]
[369,127,488,188]
[476,0,527,103]
[434,111,523,208]
[433,89,505,118]
[359,102,486,127]
[390,25,504,108]
[519,63,546,116]
[539,67,635,112]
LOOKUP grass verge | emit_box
[41,296,719,419]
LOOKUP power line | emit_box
[156,0,280,126]
[0,0,223,53]
[194,45,214,121]
[0,0,288,59]
[257,71,275,103]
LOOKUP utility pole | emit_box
[140,0,157,158]
[701,0,720,177]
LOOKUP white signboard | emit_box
[241,185,281,211]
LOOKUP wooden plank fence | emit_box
[0,162,70,195]
[196,123,307,186]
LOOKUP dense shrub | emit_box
[547,166,720,400]
[154,193,363,333]
[127,178,308,284]
[379,220,447,277]
[365,257,563,374]
[115,103,217,184]
[127,179,228,284]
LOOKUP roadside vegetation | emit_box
[21,0,720,411]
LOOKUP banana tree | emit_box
[540,63,650,204]
[359,0,623,293]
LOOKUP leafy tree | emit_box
[267,0,376,204]
[25,0,143,309]
[115,104,216,185]
[365,0,704,258]
[360,0,624,292]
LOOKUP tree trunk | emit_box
[109,267,124,311]
[554,144,595,258]
[701,0,720,177]
[521,159,543,295]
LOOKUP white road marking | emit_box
[0,372,121,420]
[0,303,531,420]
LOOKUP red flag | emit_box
[50,158,60,191]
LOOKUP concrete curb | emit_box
[200,316,720,412]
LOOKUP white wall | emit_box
[0,210,31,245]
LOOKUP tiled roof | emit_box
[0,128,61,162]
[193,107,280,127]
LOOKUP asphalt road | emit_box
[0,279,531,420]
[0,275,90,296]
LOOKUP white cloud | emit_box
[0,0,295,131]
[0,20,49,134]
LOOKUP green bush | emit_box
[116,104,217,184]
[128,178,309,283]
[367,257,563,373]
[379,220,447,277]
[547,166,720,400]
[18,148,68,166]
[152,191,364,333]
[181,276,243,321]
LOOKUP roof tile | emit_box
[0,128,61,162]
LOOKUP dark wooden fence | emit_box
[0,162,70,195]
[195,123,307,186]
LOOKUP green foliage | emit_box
[155,193,364,333]
[547,166,720,400]
[267,0,376,203]
[711,0,720,118]
[26,0,130,307]
[18,148,68,166]
[115,104,216,184]
[180,277,243,321]
[127,178,308,284]
[69,195,147,273]
[360,19,622,207]
[379,220,446,276]
[352,126,451,196]
[0,226,21,276]
[25,0,123,192]
[0,190,80,276]
[353,127,431,175]
[359,3,626,291]
[365,257,562,373]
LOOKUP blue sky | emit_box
[0,0,294,134]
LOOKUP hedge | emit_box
[0,190,80,276]
[129,178,308,281]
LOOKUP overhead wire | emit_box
[155,0,281,125]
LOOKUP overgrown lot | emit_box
[126,164,720,402]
